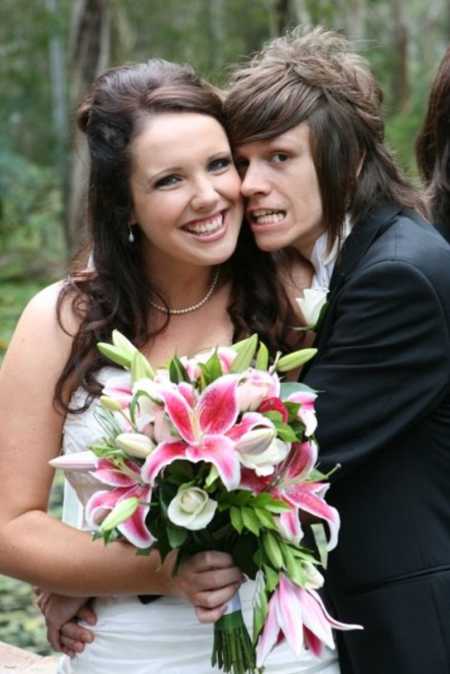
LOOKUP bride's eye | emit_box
[155,174,181,189]
[208,156,232,172]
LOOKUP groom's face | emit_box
[235,122,324,258]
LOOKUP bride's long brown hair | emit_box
[55,59,291,412]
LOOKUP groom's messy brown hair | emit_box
[225,27,423,249]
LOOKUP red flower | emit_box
[258,397,289,423]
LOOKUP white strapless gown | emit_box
[56,367,340,674]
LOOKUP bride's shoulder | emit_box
[3,280,80,373]
[19,280,80,332]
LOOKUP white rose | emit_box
[296,288,328,328]
[167,485,217,530]
[238,438,290,476]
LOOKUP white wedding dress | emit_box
[56,367,340,674]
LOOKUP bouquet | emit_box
[51,331,361,673]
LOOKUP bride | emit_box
[0,59,338,673]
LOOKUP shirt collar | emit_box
[309,216,352,290]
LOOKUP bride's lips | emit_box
[181,210,228,242]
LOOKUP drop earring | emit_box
[128,224,135,244]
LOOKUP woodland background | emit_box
[1,0,449,655]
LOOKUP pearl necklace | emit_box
[149,269,220,315]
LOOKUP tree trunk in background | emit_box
[391,0,410,113]
[66,0,111,256]
[46,0,69,253]
[272,0,291,35]
[205,0,226,74]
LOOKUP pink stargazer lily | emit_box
[141,375,242,490]
[86,458,153,548]
[275,441,340,550]
[287,390,318,437]
[256,574,362,666]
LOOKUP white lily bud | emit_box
[100,395,123,412]
[49,450,98,472]
[116,432,154,459]
[235,427,275,455]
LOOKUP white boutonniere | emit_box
[296,288,329,331]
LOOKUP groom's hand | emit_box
[174,551,245,624]
[36,591,96,656]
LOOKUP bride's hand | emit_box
[174,551,245,624]
[36,591,97,656]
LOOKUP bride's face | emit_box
[129,112,243,269]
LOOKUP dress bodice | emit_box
[61,366,121,529]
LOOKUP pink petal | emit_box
[118,484,154,548]
[158,386,196,443]
[103,373,133,408]
[297,588,336,650]
[256,594,281,667]
[141,440,188,484]
[276,575,304,657]
[92,459,139,488]
[85,488,121,527]
[239,468,271,493]
[178,382,198,408]
[303,626,324,656]
[284,483,341,551]
[197,375,238,435]
[278,507,304,545]
[307,589,363,633]
[286,441,318,480]
[226,412,273,442]
[287,391,317,408]
[187,434,240,490]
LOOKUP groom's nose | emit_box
[240,162,270,198]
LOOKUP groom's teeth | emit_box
[184,213,224,235]
[252,209,285,224]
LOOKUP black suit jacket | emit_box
[302,205,450,673]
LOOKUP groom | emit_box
[225,27,450,674]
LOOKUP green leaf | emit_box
[254,507,277,530]
[255,341,269,370]
[311,523,328,569]
[276,424,299,443]
[230,334,258,373]
[230,506,244,534]
[221,490,252,507]
[280,382,318,398]
[169,356,190,383]
[166,523,188,548]
[241,507,260,536]
[263,564,279,593]
[204,349,223,381]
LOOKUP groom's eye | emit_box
[271,152,289,163]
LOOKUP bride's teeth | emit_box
[252,209,285,224]
[185,213,224,235]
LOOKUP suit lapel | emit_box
[300,203,402,379]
